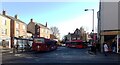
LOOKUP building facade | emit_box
[0,11,27,48]
[0,12,11,48]
[27,19,50,39]
[65,28,88,42]
[98,1,120,53]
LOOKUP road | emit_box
[2,46,120,65]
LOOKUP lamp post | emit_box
[84,9,95,43]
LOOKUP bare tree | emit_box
[50,26,60,39]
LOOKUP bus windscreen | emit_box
[71,42,81,45]
[34,38,44,43]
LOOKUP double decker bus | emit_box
[65,40,87,48]
[32,37,57,51]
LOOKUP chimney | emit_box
[15,15,18,19]
[30,19,33,22]
[2,10,6,15]
[45,22,47,27]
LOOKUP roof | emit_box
[0,14,26,24]
[34,22,50,29]
[27,31,33,34]
[0,14,10,19]
[68,33,80,37]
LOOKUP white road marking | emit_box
[14,54,22,57]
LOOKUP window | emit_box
[45,29,47,33]
[23,25,26,30]
[41,29,44,33]
[34,38,44,43]
[46,29,49,34]
[44,29,45,33]
[16,30,19,37]
[2,18,6,25]
[5,29,7,34]
[72,38,76,40]
[5,20,6,25]
[1,29,7,35]
[77,38,80,40]
[47,30,49,33]
[47,36,48,38]
[1,29,4,34]
[37,29,39,33]
[16,22,19,29]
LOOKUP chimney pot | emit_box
[3,10,6,15]
[45,22,47,27]
[15,15,18,19]
[31,19,33,22]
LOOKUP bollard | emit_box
[21,44,24,52]
[13,46,16,54]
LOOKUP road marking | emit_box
[14,54,22,57]
[55,54,58,55]
[9,51,13,53]
[90,54,96,56]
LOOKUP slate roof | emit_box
[34,22,50,29]
[0,14,26,25]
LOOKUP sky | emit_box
[0,0,99,39]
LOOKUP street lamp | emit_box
[84,9,95,42]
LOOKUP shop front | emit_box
[0,36,11,48]
[100,31,120,53]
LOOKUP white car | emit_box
[61,44,66,46]
[88,44,92,47]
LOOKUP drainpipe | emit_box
[117,35,119,53]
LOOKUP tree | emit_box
[61,35,68,44]
[80,27,87,41]
[50,26,60,39]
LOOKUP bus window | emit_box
[71,42,81,45]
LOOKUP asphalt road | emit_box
[2,46,120,64]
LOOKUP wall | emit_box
[27,22,35,34]
[14,21,27,38]
[118,1,120,29]
[0,15,11,48]
[101,2,119,31]
[40,27,50,39]
[0,15,10,38]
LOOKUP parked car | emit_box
[61,44,66,46]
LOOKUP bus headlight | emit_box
[37,46,40,48]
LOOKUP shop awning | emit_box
[100,31,120,35]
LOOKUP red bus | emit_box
[32,37,57,51]
[65,40,87,48]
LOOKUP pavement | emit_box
[1,48,13,53]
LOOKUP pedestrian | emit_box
[25,43,30,51]
[103,42,109,56]
[92,42,96,55]
[96,43,100,52]
[112,40,117,53]
[15,42,19,53]
[2,40,6,48]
